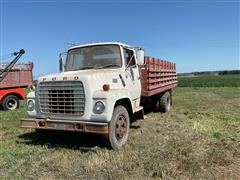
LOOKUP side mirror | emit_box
[136,49,145,65]
[59,57,63,72]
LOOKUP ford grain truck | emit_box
[21,42,177,149]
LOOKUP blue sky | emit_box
[0,0,239,76]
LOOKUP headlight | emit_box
[93,101,105,114]
[27,99,35,111]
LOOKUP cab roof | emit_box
[69,42,131,50]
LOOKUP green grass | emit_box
[178,74,240,87]
[0,87,240,179]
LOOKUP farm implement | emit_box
[0,49,33,110]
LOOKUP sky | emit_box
[0,0,239,77]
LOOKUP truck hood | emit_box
[38,69,123,91]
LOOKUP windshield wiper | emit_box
[79,66,94,70]
[95,64,120,69]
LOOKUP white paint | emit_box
[27,42,144,123]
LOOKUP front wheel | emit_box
[107,105,130,150]
[2,95,20,110]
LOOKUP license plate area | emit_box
[46,121,76,131]
[54,123,66,130]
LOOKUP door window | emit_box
[123,48,136,68]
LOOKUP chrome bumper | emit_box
[20,118,109,134]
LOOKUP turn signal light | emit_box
[103,84,110,91]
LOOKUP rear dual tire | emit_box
[155,91,171,113]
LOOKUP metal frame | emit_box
[21,118,109,134]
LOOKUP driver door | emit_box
[123,48,141,109]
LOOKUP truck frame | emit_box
[20,42,177,149]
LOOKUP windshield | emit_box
[65,45,122,71]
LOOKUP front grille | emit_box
[38,81,85,115]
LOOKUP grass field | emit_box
[0,86,239,179]
[178,74,240,87]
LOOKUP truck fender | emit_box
[93,90,134,122]
[0,88,25,102]
[113,98,133,117]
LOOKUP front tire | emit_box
[107,105,130,150]
[2,95,20,110]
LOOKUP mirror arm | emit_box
[59,58,63,72]
[59,52,67,73]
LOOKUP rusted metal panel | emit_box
[140,56,177,97]
[0,62,33,89]
[20,118,109,134]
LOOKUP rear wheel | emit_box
[106,105,130,150]
[2,95,20,110]
[155,91,171,113]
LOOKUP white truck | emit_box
[21,42,177,149]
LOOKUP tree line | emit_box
[178,70,240,76]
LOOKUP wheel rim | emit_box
[6,99,17,110]
[115,115,127,141]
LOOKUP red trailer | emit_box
[0,49,33,110]
[0,62,33,89]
